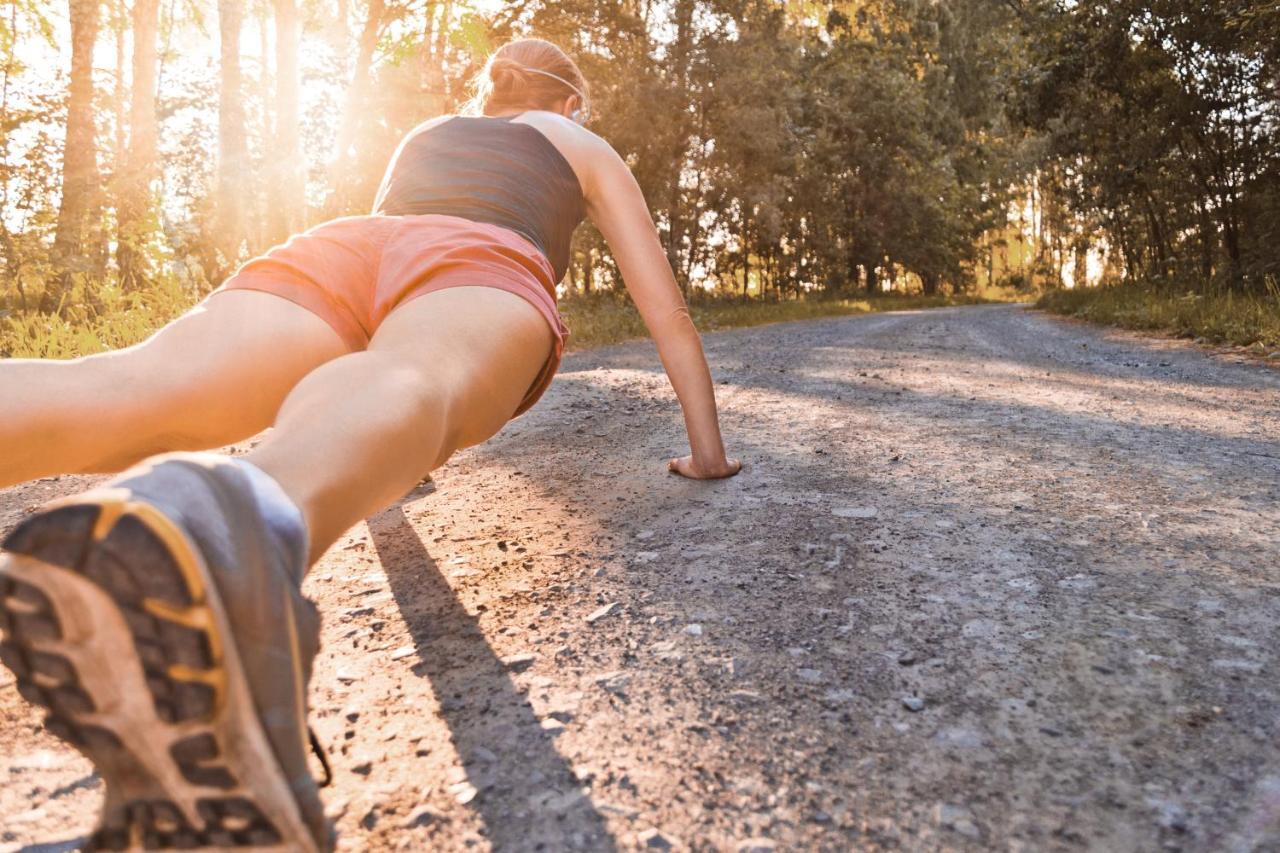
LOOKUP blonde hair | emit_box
[465,38,590,119]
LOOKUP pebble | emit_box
[540,718,566,735]
[402,805,439,828]
[796,668,824,684]
[902,695,926,712]
[832,506,878,519]
[897,650,917,666]
[390,645,415,661]
[736,840,777,853]
[637,828,679,849]
[934,803,981,839]
[586,602,622,624]
[684,623,704,636]
[594,671,632,693]
[501,652,537,672]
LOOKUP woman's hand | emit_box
[667,454,742,480]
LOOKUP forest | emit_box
[1,0,1277,355]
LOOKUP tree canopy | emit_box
[0,0,1276,340]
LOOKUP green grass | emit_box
[1,276,194,359]
[1036,281,1280,351]
[1,280,1014,360]
[561,290,1011,351]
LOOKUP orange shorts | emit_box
[211,213,569,419]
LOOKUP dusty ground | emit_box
[2,303,1279,852]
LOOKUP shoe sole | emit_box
[0,488,318,852]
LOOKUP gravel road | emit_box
[2,304,1279,852]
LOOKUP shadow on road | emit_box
[368,487,616,852]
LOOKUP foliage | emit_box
[1017,0,1280,293]
[1037,278,1280,349]
[1,0,1276,347]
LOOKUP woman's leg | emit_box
[0,290,351,488]
[245,285,554,565]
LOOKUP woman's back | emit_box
[372,114,586,282]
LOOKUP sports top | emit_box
[372,114,586,282]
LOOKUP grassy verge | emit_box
[562,291,1011,351]
[2,284,1013,359]
[1036,283,1280,351]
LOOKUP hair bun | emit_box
[488,56,529,90]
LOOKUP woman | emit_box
[0,38,739,850]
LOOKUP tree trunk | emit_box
[267,0,303,244]
[326,0,385,216]
[48,0,104,313]
[215,0,249,276]
[118,0,160,291]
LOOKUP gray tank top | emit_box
[372,114,587,282]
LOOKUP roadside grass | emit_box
[1,276,193,359]
[562,290,1014,351]
[1,282,1017,359]
[1036,282,1280,351]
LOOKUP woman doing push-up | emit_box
[0,37,739,850]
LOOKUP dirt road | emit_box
[3,304,1279,852]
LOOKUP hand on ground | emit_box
[667,455,742,480]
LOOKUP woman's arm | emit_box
[581,139,740,479]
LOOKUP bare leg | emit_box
[0,290,350,488]
[246,286,554,565]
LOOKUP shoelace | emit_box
[308,727,334,788]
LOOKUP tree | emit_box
[117,0,159,290]
[266,0,303,243]
[47,0,104,313]
[214,0,248,276]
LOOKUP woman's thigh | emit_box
[99,289,352,442]
[367,286,554,451]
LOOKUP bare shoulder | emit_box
[512,111,623,201]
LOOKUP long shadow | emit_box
[18,841,84,853]
[367,489,616,852]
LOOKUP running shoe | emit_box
[0,452,332,851]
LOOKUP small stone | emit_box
[832,506,878,519]
[902,695,926,712]
[501,653,537,672]
[736,839,777,853]
[471,746,498,763]
[403,805,438,828]
[684,623,703,636]
[450,781,478,804]
[586,602,622,624]
[390,645,415,661]
[637,827,678,849]
[352,760,373,776]
[897,650,917,666]
[335,669,358,684]
[540,718,566,735]
[796,668,824,684]
[934,803,980,839]
[595,670,633,694]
